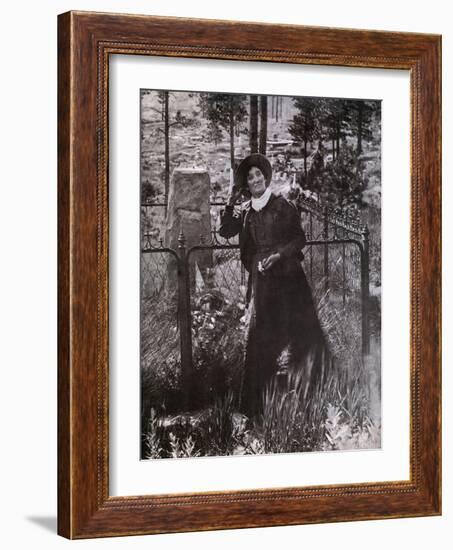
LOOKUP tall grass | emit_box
[142,343,380,458]
[198,391,238,455]
[255,344,380,454]
[142,391,244,458]
[259,369,310,453]
[142,240,381,458]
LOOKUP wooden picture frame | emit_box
[58,10,441,539]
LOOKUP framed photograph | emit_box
[58,11,441,538]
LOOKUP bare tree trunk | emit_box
[303,139,308,177]
[259,96,268,155]
[164,91,170,216]
[229,96,235,169]
[357,102,363,155]
[249,95,258,153]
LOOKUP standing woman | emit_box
[219,154,328,418]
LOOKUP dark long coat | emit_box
[219,193,327,417]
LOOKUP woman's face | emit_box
[247,166,267,198]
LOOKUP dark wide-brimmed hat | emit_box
[235,153,273,190]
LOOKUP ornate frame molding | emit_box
[58,11,441,538]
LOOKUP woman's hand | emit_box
[227,185,243,207]
[261,253,281,272]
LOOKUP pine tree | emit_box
[349,100,378,155]
[289,97,319,176]
[198,93,248,168]
[154,92,198,214]
[249,95,259,153]
[259,96,268,155]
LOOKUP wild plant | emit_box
[198,391,237,455]
[259,369,307,453]
[143,408,165,459]
[168,433,201,458]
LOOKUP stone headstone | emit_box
[165,168,213,290]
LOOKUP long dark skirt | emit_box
[240,253,328,418]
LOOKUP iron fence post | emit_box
[361,225,370,355]
[177,230,194,409]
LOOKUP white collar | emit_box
[251,187,272,212]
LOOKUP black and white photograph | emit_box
[140,90,382,459]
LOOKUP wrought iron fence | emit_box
[297,195,369,300]
[141,197,371,409]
